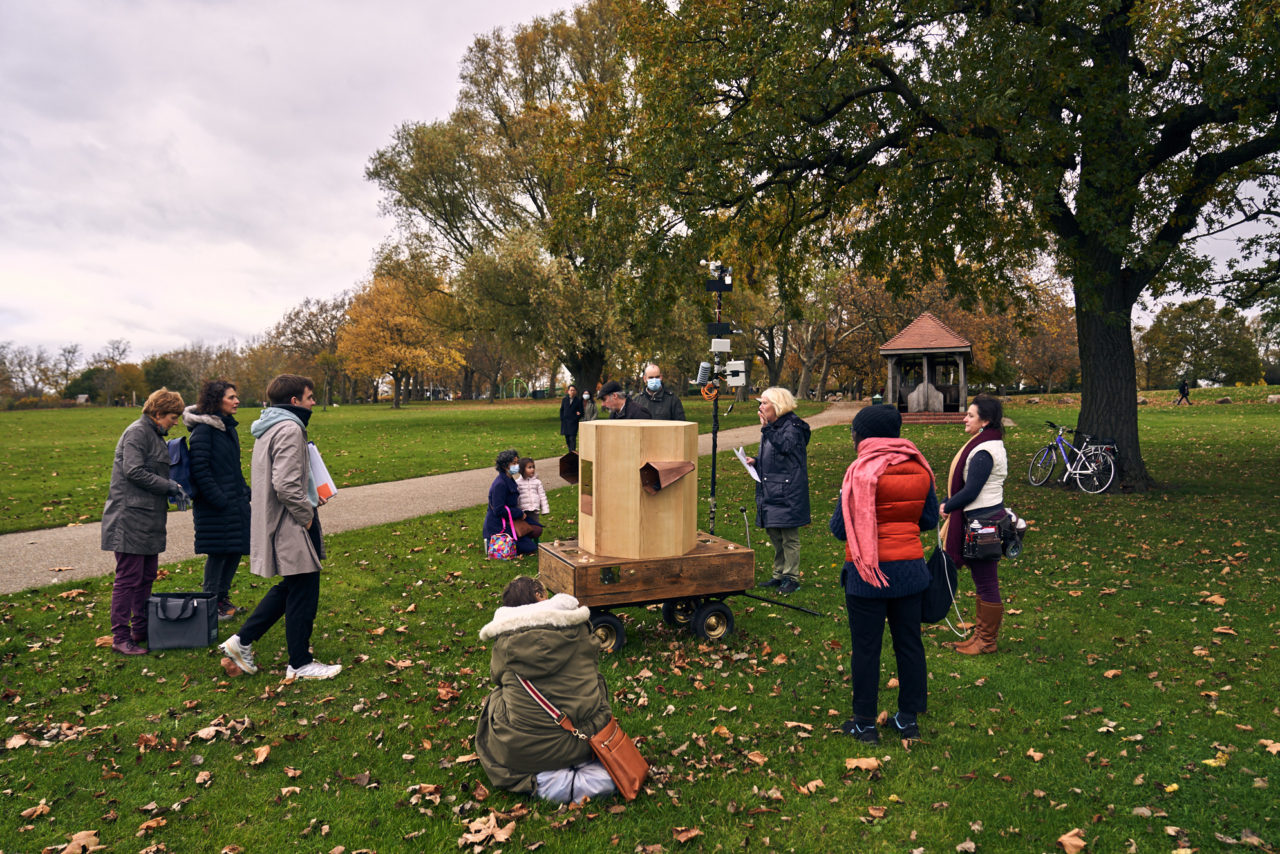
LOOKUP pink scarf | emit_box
[840,437,935,588]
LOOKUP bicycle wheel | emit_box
[1074,449,1115,494]
[1028,446,1057,486]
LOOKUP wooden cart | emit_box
[538,533,755,652]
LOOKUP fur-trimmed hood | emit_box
[183,405,228,432]
[479,593,589,641]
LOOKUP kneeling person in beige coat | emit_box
[220,374,341,681]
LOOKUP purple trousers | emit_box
[111,552,158,644]
[963,557,1001,603]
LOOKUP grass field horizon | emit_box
[0,396,823,536]
[0,399,1276,851]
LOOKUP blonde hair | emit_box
[142,387,185,418]
[759,386,796,416]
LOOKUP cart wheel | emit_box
[590,611,625,653]
[661,598,699,631]
[692,601,734,642]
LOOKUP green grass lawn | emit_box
[1,401,1276,851]
[0,397,820,536]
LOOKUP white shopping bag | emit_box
[307,442,338,501]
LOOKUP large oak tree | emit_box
[628,0,1280,488]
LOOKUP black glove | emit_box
[166,479,187,497]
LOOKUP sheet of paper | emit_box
[735,446,760,482]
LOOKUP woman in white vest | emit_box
[940,394,1008,654]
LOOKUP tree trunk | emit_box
[1074,295,1152,490]
[563,345,606,398]
[816,349,833,400]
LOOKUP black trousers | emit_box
[845,591,927,721]
[564,432,577,451]
[237,572,320,669]
[201,553,241,599]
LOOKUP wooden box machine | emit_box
[539,419,753,611]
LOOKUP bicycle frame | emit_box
[1050,426,1112,483]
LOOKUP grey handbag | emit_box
[147,592,218,650]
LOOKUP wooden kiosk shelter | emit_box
[880,312,972,421]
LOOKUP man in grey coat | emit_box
[220,374,341,681]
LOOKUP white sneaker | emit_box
[219,635,258,675]
[286,660,342,681]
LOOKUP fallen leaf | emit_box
[251,745,270,765]
[20,799,51,819]
[783,721,813,731]
[56,829,102,853]
[956,839,977,852]
[1201,751,1229,768]
[745,750,768,765]
[1212,626,1237,635]
[58,589,88,599]
[673,827,703,843]
[1057,828,1087,853]
[136,817,166,837]
[845,757,881,772]
[281,786,301,797]
[1103,670,1122,679]
[1026,748,1045,762]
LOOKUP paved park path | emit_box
[0,402,861,595]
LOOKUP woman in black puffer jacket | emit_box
[184,380,251,620]
[746,387,812,594]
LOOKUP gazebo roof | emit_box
[880,311,972,355]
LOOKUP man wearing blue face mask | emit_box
[637,363,686,421]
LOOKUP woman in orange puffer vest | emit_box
[829,405,939,744]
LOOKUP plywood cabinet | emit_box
[577,420,698,559]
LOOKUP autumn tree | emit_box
[272,292,353,406]
[366,0,684,393]
[628,0,1280,489]
[1014,297,1080,394]
[337,276,462,409]
[1138,298,1263,388]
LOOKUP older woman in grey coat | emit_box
[101,388,187,656]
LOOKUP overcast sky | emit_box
[0,0,571,360]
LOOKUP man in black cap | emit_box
[598,380,651,420]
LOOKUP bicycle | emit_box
[1027,421,1117,494]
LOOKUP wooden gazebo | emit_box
[880,312,972,420]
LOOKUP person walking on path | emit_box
[220,374,342,681]
[637,363,686,421]
[746,387,811,594]
[559,385,584,451]
[1176,378,1192,405]
[829,404,939,744]
[940,394,1009,656]
[184,380,250,620]
[101,387,188,656]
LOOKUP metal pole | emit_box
[708,286,722,535]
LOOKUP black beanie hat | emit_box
[851,404,902,440]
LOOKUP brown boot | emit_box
[954,599,1003,655]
